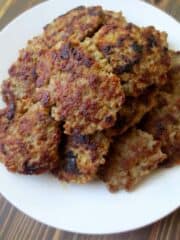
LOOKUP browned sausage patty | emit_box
[100,128,166,192]
[93,23,171,96]
[2,7,125,136]
[0,103,60,174]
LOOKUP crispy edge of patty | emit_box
[43,6,105,47]
[43,6,127,47]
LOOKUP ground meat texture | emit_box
[93,23,171,96]
[159,51,180,103]
[100,128,166,192]
[55,132,110,183]
[106,86,157,137]
[80,39,157,137]
[0,103,60,174]
[141,52,180,166]
[43,7,127,48]
[43,6,105,47]
[37,40,124,135]
[1,36,48,113]
[142,103,180,166]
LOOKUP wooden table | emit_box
[0,0,179,239]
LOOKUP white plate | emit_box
[0,0,179,234]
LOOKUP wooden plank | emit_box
[0,0,13,19]
[0,0,46,30]
[0,0,179,240]
[144,0,180,20]
[0,191,179,240]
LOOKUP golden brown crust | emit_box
[43,6,105,47]
[2,36,48,106]
[100,128,166,191]
[43,7,126,48]
[37,40,124,135]
[0,104,61,174]
[54,132,110,183]
[93,23,171,96]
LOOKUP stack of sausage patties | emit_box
[0,6,179,192]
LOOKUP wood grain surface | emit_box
[0,0,179,239]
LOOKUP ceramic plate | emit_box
[0,0,179,234]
